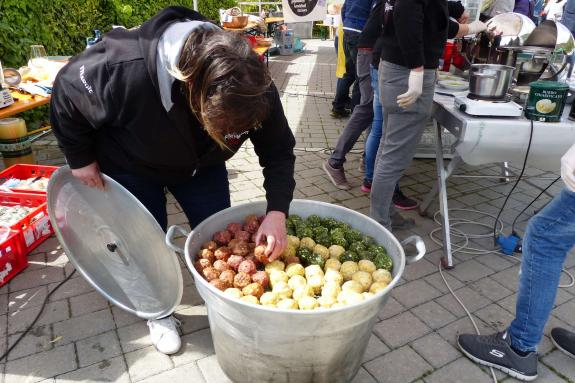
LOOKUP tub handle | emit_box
[401,235,426,264]
[165,225,190,254]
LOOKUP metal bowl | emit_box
[524,20,575,55]
[485,12,536,49]
[166,200,426,383]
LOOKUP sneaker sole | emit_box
[322,162,351,190]
[551,334,575,359]
[361,186,371,193]
[394,203,419,211]
[457,339,538,382]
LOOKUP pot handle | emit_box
[165,225,190,254]
[400,235,426,264]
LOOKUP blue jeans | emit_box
[508,188,575,352]
[365,65,382,183]
[109,164,231,231]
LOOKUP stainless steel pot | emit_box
[469,64,516,99]
[166,200,426,383]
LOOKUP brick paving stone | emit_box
[444,259,495,284]
[402,258,438,281]
[341,197,370,211]
[69,291,108,317]
[435,287,491,318]
[175,305,209,335]
[44,251,68,268]
[32,238,60,255]
[171,328,214,367]
[177,284,204,309]
[47,276,93,302]
[6,325,52,361]
[23,253,46,273]
[437,317,493,348]
[373,311,431,348]
[52,309,115,346]
[473,304,516,332]
[411,301,458,330]
[5,344,76,383]
[364,346,432,383]
[8,267,65,293]
[553,298,575,325]
[111,306,141,329]
[0,314,6,338]
[362,334,390,363]
[138,361,206,383]
[8,286,48,314]
[468,277,514,303]
[351,368,377,383]
[542,350,575,381]
[423,357,492,383]
[424,271,464,294]
[197,355,233,383]
[8,300,69,334]
[0,294,6,316]
[377,296,405,321]
[472,254,516,272]
[117,321,150,353]
[390,280,442,309]
[125,345,174,382]
[55,356,130,383]
[76,330,122,368]
[411,332,461,368]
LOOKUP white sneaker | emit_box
[147,316,182,355]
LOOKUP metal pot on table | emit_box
[468,64,516,100]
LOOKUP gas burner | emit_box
[466,93,512,103]
[455,95,523,117]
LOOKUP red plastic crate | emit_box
[0,192,53,256]
[0,164,59,194]
[0,230,27,287]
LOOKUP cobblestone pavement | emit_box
[2,39,574,383]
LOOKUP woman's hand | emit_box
[458,11,470,24]
[71,161,105,190]
[255,210,287,262]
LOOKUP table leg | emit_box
[500,162,510,183]
[433,120,455,268]
[419,155,462,216]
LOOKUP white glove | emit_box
[467,20,487,35]
[561,143,575,192]
[397,70,424,108]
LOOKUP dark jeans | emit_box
[333,30,361,111]
[109,163,231,231]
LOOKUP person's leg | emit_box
[508,188,575,352]
[458,188,575,381]
[107,173,168,230]
[167,163,231,228]
[324,50,374,189]
[346,32,361,110]
[369,61,436,229]
[363,65,383,190]
[332,32,357,113]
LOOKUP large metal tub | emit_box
[166,200,425,383]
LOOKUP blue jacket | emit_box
[563,0,575,35]
[342,0,375,33]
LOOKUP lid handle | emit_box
[165,225,190,254]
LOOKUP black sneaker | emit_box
[551,327,575,359]
[393,189,419,211]
[331,108,351,118]
[458,331,538,381]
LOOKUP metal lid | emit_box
[529,80,570,90]
[47,166,183,319]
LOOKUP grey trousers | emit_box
[370,60,436,229]
[329,49,374,168]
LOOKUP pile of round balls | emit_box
[193,215,394,310]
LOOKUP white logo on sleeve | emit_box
[489,349,505,358]
[79,65,94,94]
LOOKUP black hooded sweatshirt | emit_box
[50,6,296,215]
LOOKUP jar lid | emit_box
[529,80,570,90]
[0,118,23,125]
[47,166,183,319]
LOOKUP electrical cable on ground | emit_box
[0,269,77,362]
[510,176,561,234]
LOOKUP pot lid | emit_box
[47,166,183,319]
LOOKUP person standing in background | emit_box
[542,0,566,20]
[331,0,375,118]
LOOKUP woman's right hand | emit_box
[71,161,105,190]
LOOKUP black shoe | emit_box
[458,331,538,381]
[390,212,415,231]
[393,189,419,211]
[331,108,350,118]
[551,327,575,359]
